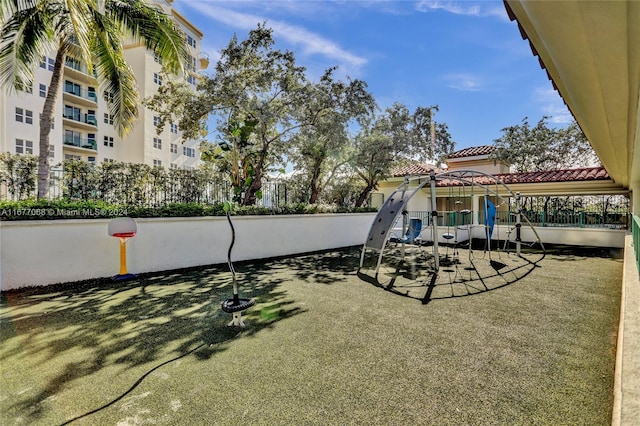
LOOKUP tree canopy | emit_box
[147,24,457,207]
[148,25,378,205]
[491,117,599,172]
[349,103,455,206]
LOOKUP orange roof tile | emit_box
[447,145,495,159]
[391,163,437,177]
[435,166,609,186]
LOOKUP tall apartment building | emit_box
[0,0,208,170]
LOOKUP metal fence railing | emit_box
[1,167,290,208]
[401,207,630,231]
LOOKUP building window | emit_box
[65,130,81,146]
[170,123,178,134]
[103,136,114,147]
[170,143,178,154]
[103,90,114,103]
[186,54,195,72]
[103,158,114,163]
[153,137,162,149]
[65,80,81,96]
[170,163,178,169]
[15,108,32,124]
[183,146,196,158]
[40,56,54,70]
[64,105,81,121]
[154,53,162,63]
[104,113,114,125]
[153,116,161,127]
[65,154,81,161]
[153,159,162,167]
[187,35,197,49]
[16,139,33,154]
[49,145,55,159]
[153,73,162,85]
[187,75,196,85]
[39,84,47,97]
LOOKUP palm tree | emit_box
[0,0,186,198]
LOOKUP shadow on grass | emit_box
[277,248,362,285]
[0,261,305,425]
[358,243,546,304]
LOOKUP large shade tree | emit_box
[148,25,375,205]
[288,69,375,204]
[350,103,455,207]
[490,116,599,172]
[0,0,186,198]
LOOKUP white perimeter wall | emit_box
[396,223,625,248]
[0,214,375,290]
[0,213,625,290]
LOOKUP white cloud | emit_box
[180,1,367,69]
[533,86,573,124]
[415,1,509,20]
[443,73,483,91]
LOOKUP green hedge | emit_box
[0,199,376,221]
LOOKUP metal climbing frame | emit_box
[359,170,545,277]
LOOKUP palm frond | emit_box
[0,4,56,91]
[105,0,186,74]
[91,10,138,137]
[56,0,93,66]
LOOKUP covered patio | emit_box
[505,1,640,424]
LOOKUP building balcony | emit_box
[62,113,98,131]
[63,135,97,151]
[63,87,98,108]
[64,58,97,82]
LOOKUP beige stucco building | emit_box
[0,0,207,170]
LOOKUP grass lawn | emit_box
[0,245,622,425]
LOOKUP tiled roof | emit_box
[391,163,437,177]
[435,166,609,186]
[447,145,495,159]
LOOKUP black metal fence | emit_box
[1,165,289,208]
[402,194,630,230]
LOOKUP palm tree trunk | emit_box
[37,47,66,199]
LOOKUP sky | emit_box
[171,0,572,152]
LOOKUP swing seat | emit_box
[390,218,423,245]
[221,298,255,313]
[442,233,455,240]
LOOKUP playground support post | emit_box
[430,170,439,270]
[401,176,409,260]
[515,192,522,256]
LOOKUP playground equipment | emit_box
[360,170,545,278]
[107,217,137,281]
[220,203,255,327]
